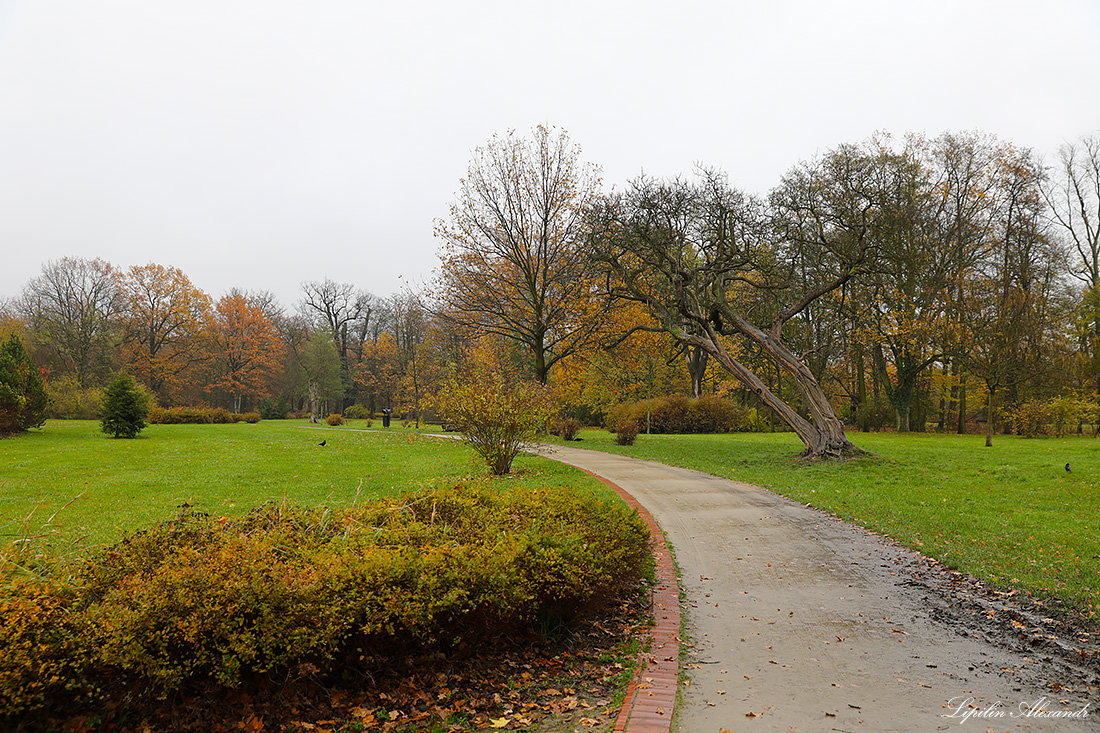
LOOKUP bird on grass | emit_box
[319,440,327,447]
[1065,463,1071,472]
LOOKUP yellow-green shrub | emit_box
[0,576,93,719]
[434,368,558,475]
[2,485,649,721]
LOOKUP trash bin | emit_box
[382,408,391,428]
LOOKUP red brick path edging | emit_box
[576,468,680,733]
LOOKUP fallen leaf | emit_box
[488,718,510,728]
[746,711,758,717]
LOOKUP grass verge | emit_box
[0,420,617,550]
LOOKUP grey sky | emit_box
[1,0,1098,311]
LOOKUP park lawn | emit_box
[0,419,615,551]
[564,429,1100,613]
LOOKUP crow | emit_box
[319,440,327,447]
[1065,463,1071,472]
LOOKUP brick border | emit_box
[575,469,680,733]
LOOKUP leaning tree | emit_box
[590,157,885,459]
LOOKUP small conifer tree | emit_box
[0,333,50,434]
[100,373,151,438]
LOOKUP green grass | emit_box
[561,429,1100,612]
[0,419,615,550]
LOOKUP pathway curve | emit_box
[535,444,1098,732]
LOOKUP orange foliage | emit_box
[119,264,212,404]
[207,294,284,412]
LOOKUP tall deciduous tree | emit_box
[207,294,284,412]
[19,257,122,387]
[435,125,608,383]
[299,332,343,423]
[958,145,1069,446]
[119,263,212,404]
[299,279,373,400]
[1044,133,1100,389]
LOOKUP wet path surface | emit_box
[536,445,1099,732]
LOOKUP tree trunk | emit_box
[856,346,869,432]
[957,373,968,434]
[685,345,708,398]
[708,315,857,458]
[895,403,910,432]
[985,384,996,447]
[308,379,320,424]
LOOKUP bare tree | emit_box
[20,257,122,387]
[434,125,608,383]
[1046,133,1100,289]
[960,146,1069,446]
[299,279,373,399]
[1044,133,1100,389]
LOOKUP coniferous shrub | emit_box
[258,396,289,420]
[100,373,151,439]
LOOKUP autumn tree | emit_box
[555,299,686,421]
[353,333,401,414]
[591,166,872,458]
[828,136,960,432]
[119,264,212,404]
[928,131,1005,433]
[207,294,284,412]
[19,257,122,387]
[434,125,608,383]
[389,292,443,427]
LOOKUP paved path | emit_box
[536,444,1098,732]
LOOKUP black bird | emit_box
[1065,463,1071,472]
[319,440,327,447]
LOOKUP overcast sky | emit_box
[1,0,1098,311]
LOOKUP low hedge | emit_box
[148,407,261,424]
[607,394,764,434]
[0,484,650,722]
